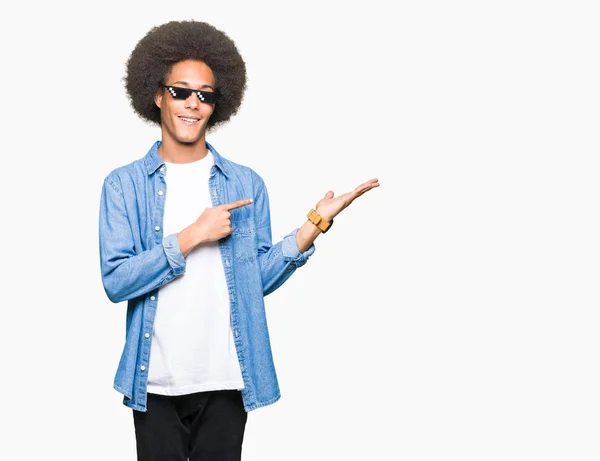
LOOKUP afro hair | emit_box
[124,20,247,130]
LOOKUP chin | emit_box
[175,131,204,144]
[177,137,203,145]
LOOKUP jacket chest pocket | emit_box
[231,216,257,262]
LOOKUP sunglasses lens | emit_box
[165,86,193,100]
[198,91,220,104]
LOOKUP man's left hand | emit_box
[315,178,380,222]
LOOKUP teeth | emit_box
[180,117,198,123]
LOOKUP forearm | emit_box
[296,220,322,253]
[99,177,189,304]
[259,229,316,296]
[100,235,185,303]
[252,176,317,296]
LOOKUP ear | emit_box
[154,89,163,109]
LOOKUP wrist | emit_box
[178,223,205,257]
[191,222,208,245]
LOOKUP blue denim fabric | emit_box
[98,141,315,412]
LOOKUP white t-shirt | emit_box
[147,150,244,395]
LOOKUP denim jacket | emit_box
[98,140,315,412]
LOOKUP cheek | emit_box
[164,102,183,119]
[204,105,216,118]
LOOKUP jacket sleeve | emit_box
[98,175,186,303]
[253,178,315,296]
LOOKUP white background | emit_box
[2,1,599,460]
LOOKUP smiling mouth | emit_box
[178,116,200,125]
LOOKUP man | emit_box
[98,20,379,460]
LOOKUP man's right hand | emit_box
[194,198,254,243]
[177,198,254,258]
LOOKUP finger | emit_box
[222,198,253,211]
[357,180,380,192]
[361,182,380,192]
[323,191,334,200]
[355,178,379,191]
[353,183,380,199]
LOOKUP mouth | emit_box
[178,116,201,126]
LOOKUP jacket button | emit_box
[140,365,146,371]
[155,226,160,231]
[150,296,156,301]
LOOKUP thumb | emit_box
[323,190,334,199]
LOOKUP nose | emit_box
[185,92,201,109]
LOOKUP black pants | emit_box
[133,390,248,461]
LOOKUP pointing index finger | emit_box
[222,198,253,211]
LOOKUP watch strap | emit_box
[307,209,333,233]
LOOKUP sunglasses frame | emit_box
[161,84,221,104]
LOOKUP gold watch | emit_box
[307,209,333,233]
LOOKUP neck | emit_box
[158,135,209,164]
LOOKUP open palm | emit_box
[315,178,380,222]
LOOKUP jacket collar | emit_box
[143,140,231,178]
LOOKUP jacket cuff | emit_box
[281,228,315,268]
[162,233,186,275]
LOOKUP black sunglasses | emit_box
[161,84,221,104]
